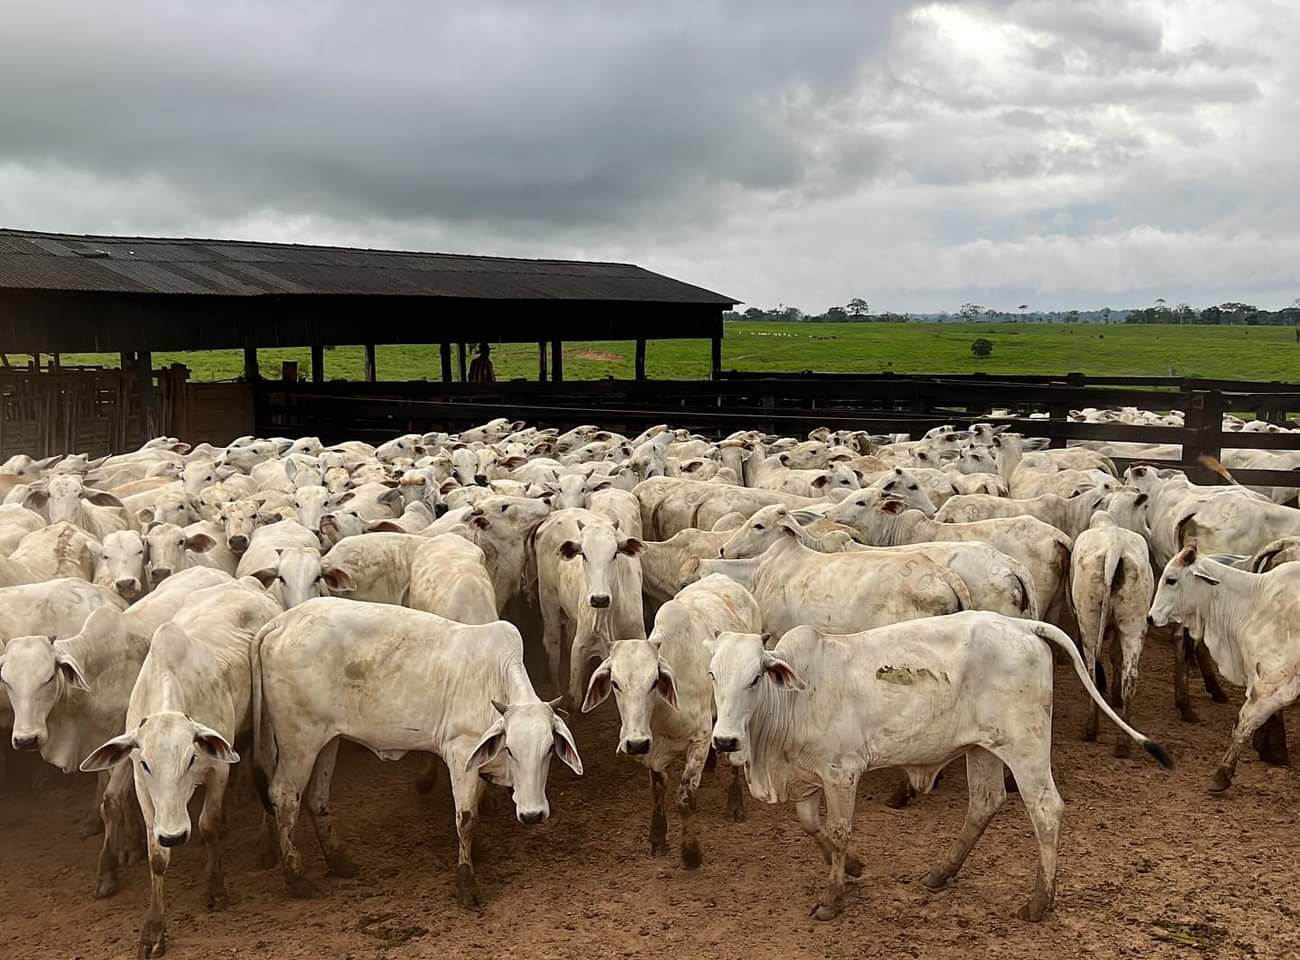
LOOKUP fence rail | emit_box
[255,376,1300,488]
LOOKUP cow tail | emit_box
[1031,622,1174,769]
[1007,556,1039,619]
[1097,543,1121,663]
[939,567,972,613]
[250,617,278,815]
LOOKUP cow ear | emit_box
[186,532,216,553]
[367,520,405,533]
[79,733,138,772]
[1181,539,1198,564]
[85,490,125,509]
[23,489,49,510]
[881,499,907,515]
[811,475,829,489]
[759,632,775,649]
[54,649,91,691]
[558,540,582,560]
[655,659,679,710]
[193,723,239,764]
[137,508,156,526]
[763,653,807,690]
[1134,493,1149,506]
[1193,569,1221,586]
[321,566,355,592]
[551,714,584,776]
[250,567,279,588]
[581,660,613,713]
[618,537,643,557]
[464,717,507,772]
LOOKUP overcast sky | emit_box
[1,1,1295,312]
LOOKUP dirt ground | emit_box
[2,635,1298,960]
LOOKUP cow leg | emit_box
[647,767,669,856]
[138,789,169,958]
[414,753,440,794]
[540,609,565,699]
[1194,637,1229,703]
[1081,637,1101,742]
[268,747,321,898]
[794,788,864,917]
[924,748,1006,890]
[676,740,708,868]
[94,761,134,898]
[1174,630,1199,723]
[1210,687,1296,793]
[80,771,108,838]
[567,623,602,711]
[885,769,917,809]
[1001,752,1063,922]
[199,765,230,911]
[449,767,484,910]
[1253,709,1290,767]
[727,763,747,822]
[1113,629,1143,758]
[305,739,357,878]
[810,773,858,921]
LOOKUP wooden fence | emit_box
[255,375,1300,488]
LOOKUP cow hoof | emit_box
[727,780,747,822]
[1208,770,1233,794]
[207,890,228,912]
[647,839,668,858]
[287,874,320,899]
[810,902,841,921]
[885,784,914,809]
[1082,728,1098,743]
[79,815,105,838]
[1208,688,1230,705]
[138,921,166,958]
[680,840,702,870]
[95,872,120,899]
[455,864,481,911]
[845,854,864,879]
[1017,900,1049,922]
[922,868,950,890]
[330,854,360,879]
[1178,707,1201,724]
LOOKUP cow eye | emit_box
[610,679,620,692]
[141,760,152,775]
[749,674,762,687]
[500,504,508,512]
[754,523,764,531]
[909,484,919,491]
[186,754,196,770]
[1165,577,1177,585]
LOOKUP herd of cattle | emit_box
[2,413,1300,955]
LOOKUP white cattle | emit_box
[239,520,349,610]
[582,574,761,866]
[828,498,1070,621]
[698,518,971,636]
[0,578,127,644]
[80,580,283,955]
[407,534,497,623]
[25,474,135,539]
[9,523,99,586]
[251,598,582,907]
[94,529,148,602]
[1150,544,1300,793]
[535,509,646,705]
[936,487,1111,542]
[0,503,46,555]
[121,568,236,641]
[1069,513,1154,753]
[707,614,1171,921]
[142,521,232,586]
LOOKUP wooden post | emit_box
[138,350,154,438]
[710,333,723,381]
[457,342,468,382]
[364,344,377,382]
[538,342,548,382]
[1182,391,1225,484]
[440,343,452,383]
[243,347,259,382]
[50,353,60,373]
[635,338,647,381]
[551,339,563,383]
[311,344,325,383]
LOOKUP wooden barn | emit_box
[0,228,737,455]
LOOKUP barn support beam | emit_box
[137,350,155,437]
[538,342,548,382]
[635,338,646,380]
[551,339,563,382]
[457,342,468,382]
[710,333,723,381]
[363,344,377,382]
[440,342,452,383]
[243,346,259,382]
[311,344,325,383]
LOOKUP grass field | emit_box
[52,321,1300,382]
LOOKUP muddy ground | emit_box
[2,637,1297,960]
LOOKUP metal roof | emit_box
[0,228,737,306]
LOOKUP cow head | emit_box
[464,699,582,825]
[250,546,353,609]
[1149,541,1220,629]
[557,519,642,609]
[706,631,802,755]
[98,529,147,602]
[718,505,802,559]
[0,609,106,753]
[581,639,678,755]
[143,522,217,585]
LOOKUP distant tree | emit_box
[1065,310,1080,324]
[1100,307,1112,324]
[959,302,984,322]
[846,297,870,319]
[742,307,765,320]
[970,337,994,358]
[824,305,849,322]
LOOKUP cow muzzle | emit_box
[517,810,547,826]
[621,737,651,756]
[157,829,189,848]
[115,578,142,599]
[589,594,611,609]
[11,734,40,752]
[712,734,741,754]
[227,535,248,553]
[150,567,173,584]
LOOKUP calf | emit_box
[582,575,762,866]
[1069,513,1154,753]
[708,614,1171,921]
[251,598,582,907]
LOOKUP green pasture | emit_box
[51,321,1300,383]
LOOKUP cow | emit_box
[94,530,148,602]
[1149,543,1300,793]
[1069,513,1154,753]
[79,580,283,957]
[707,613,1171,922]
[250,598,583,908]
[9,521,101,582]
[936,487,1111,542]
[582,574,762,866]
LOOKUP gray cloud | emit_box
[0,0,1296,312]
